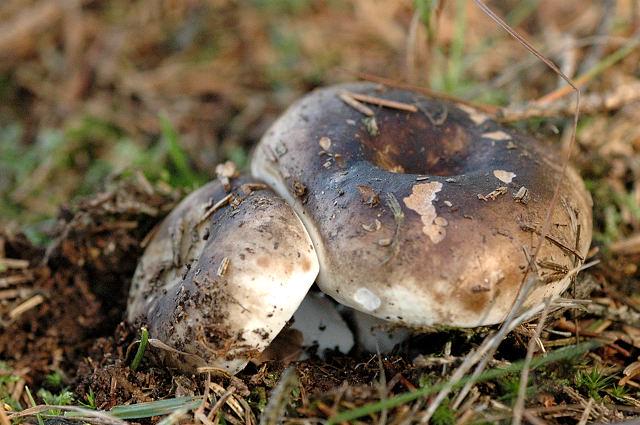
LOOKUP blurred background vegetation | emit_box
[0,0,638,257]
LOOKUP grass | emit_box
[79,388,97,410]
[130,326,150,372]
[0,362,21,411]
[159,115,207,189]
[327,341,600,424]
[36,389,75,415]
[574,367,616,401]
[109,396,203,419]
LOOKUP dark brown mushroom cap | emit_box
[127,177,319,373]
[252,82,592,328]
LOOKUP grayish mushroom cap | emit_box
[127,177,319,373]
[252,82,593,328]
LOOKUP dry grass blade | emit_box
[512,298,554,425]
[8,405,127,425]
[0,258,29,269]
[577,398,594,425]
[610,233,640,255]
[537,34,640,104]
[260,367,298,425]
[207,386,236,422]
[449,275,539,413]
[201,194,233,223]
[423,274,546,422]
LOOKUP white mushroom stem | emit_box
[290,291,354,357]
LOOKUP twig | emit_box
[200,194,233,223]
[520,224,585,261]
[9,294,45,320]
[351,70,498,114]
[498,81,640,122]
[347,92,418,113]
[338,92,374,116]
[577,398,594,425]
[0,258,29,269]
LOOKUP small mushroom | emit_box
[127,177,319,373]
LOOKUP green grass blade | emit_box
[328,341,601,424]
[25,386,44,425]
[130,327,149,371]
[109,396,202,419]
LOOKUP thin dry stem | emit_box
[8,405,126,425]
[512,298,553,425]
[423,277,551,422]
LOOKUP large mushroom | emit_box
[128,82,593,373]
[252,82,592,328]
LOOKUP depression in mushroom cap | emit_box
[129,82,593,374]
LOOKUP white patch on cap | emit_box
[493,170,516,184]
[353,287,381,312]
[458,104,488,125]
[482,131,511,141]
[403,182,447,244]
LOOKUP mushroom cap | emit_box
[251,82,592,328]
[127,177,319,373]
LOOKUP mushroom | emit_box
[251,82,592,328]
[127,177,319,373]
[128,82,593,373]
